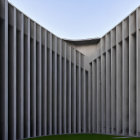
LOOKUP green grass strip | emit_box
[26,134,140,140]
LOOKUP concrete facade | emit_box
[0,0,140,139]
[88,8,140,136]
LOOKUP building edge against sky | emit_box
[0,0,140,140]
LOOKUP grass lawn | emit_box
[26,134,140,140]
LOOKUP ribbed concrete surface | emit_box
[0,0,140,140]
[89,7,140,137]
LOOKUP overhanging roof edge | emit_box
[63,38,100,46]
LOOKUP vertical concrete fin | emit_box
[0,0,8,139]
[106,34,111,134]
[16,12,24,139]
[45,30,48,135]
[24,17,30,138]
[47,32,52,135]
[30,21,36,137]
[73,48,76,133]
[79,53,82,133]
[53,35,57,134]
[62,42,67,134]
[111,30,116,135]
[76,51,81,133]
[116,24,122,135]
[129,13,136,136]
[8,6,16,140]
[36,25,42,136]
[136,8,140,136]
[87,63,91,133]
[42,28,47,136]
[122,19,129,135]
[136,7,140,136]
[97,58,101,133]
[81,54,86,133]
[58,39,62,135]
[68,45,72,133]
[92,60,97,133]
[101,38,106,134]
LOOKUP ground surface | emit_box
[26,134,140,140]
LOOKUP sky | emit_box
[8,0,140,40]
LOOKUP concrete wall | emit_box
[0,0,140,140]
[73,43,100,56]
[89,7,140,136]
[0,1,88,140]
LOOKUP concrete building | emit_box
[0,0,140,139]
